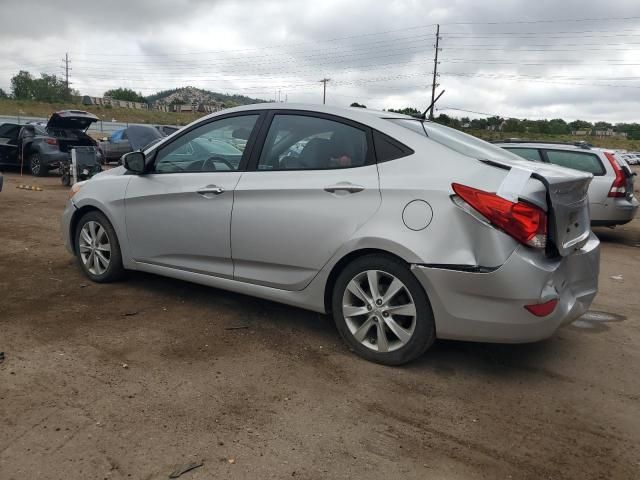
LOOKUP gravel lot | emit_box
[1,170,639,480]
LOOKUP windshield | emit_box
[388,119,522,162]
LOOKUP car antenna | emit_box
[419,90,445,120]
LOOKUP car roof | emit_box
[198,102,416,122]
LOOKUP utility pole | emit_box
[319,78,330,104]
[429,25,441,120]
[62,52,71,98]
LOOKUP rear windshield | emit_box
[388,119,521,162]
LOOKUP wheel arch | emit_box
[69,205,104,254]
[323,248,412,314]
[20,140,36,159]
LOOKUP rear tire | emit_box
[29,152,47,177]
[332,255,436,365]
[74,211,125,283]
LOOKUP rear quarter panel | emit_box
[360,139,529,268]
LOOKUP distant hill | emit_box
[146,86,268,108]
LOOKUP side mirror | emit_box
[122,151,146,174]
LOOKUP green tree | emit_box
[0,87,8,99]
[568,120,592,131]
[470,118,488,130]
[503,118,524,132]
[387,107,421,116]
[33,73,69,102]
[104,87,147,103]
[11,70,34,99]
[10,70,68,101]
[350,102,367,108]
[594,121,612,130]
[548,118,569,135]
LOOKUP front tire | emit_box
[29,152,47,177]
[332,255,436,365]
[74,211,125,282]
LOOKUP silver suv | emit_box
[496,141,638,227]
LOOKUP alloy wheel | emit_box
[79,221,111,275]
[342,270,417,353]
[30,154,41,175]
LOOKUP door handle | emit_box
[324,183,365,194]
[197,185,225,196]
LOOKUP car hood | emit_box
[91,165,127,180]
[47,111,99,131]
[126,125,164,151]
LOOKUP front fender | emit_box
[71,175,133,266]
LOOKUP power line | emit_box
[440,15,640,25]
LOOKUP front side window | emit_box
[504,147,543,162]
[544,150,605,175]
[257,115,368,170]
[154,115,258,173]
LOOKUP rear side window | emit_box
[258,114,369,170]
[388,118,522,162]
[373,131,413,162]
[544,150,605,176]
[504,148,543,162]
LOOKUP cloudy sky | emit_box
[1,0,639,122]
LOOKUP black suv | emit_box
[0,110,99,176]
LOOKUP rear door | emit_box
[231,111,381,290]
[124,113,262,278]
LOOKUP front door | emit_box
[231,113,381,290]
[124,113,260,278]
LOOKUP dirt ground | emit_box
[1,170,639,480]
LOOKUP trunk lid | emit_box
[613,153,636,201]
[46,110,99,131]
[484,157,592,257]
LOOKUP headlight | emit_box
[69,181,87,198]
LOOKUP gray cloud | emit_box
[0,0,639,122]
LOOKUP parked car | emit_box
[0,111,99,176]
[62,104,600,365]
[617,152,640,165]
[495,140,638,227]
[98,125,165,164]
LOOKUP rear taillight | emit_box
[524,299,558,317]
[604,152,626,197]
[45,137,58,145]
[452,183,547,248]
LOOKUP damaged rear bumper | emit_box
[411,232,600,343]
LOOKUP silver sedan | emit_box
[61,104,600,365]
